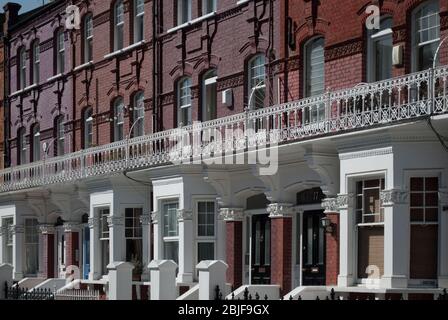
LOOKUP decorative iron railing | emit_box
[0,66,447,193]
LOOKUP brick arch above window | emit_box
[239,37,270,61]
[193,54,220,75]
[295,22,328,50]
[169,61,194,80]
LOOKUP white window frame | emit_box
[411,0,440,72]
[303,37,325,98]
[83,108,94,148]
[18,128,27,165]
[133,92,145,137]
[2,217,14,264]
[32,41,40,84]
[162,201,179,262]
[19,47,27,90]
[367,16,393,82]
[32,124,40,162]
[195,200,216,265]
[202,70,217,121]
[114,0,125,51]
[410,177,439,226]
[56,30,65,74]
[24,218,39,276]
[134,0,145,43]
[247,54,266,110]
[84,14,93,63]
[177,77,192,126]
[355,178,385,227]
[202,0,217,15]
[56,116,65,156]
[178,0,192,25]
[114,98,125,142]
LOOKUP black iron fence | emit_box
[4,282,54,300]
[216,286,448,301]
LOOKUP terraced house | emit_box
[0,0,447,300]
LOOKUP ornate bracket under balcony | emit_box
[380,189,409,206]
[39,224,56,234]
[337,194,354,210]
[140,214,151,225]
[219,208,244,222]
[107,216,125,227]
[267,203,294,218]
[177,209,193,222]
[88,217,100,229]
[63,222,81,233]
[322,197,339,213]
[151,211,159,224]
[9,225,24,235]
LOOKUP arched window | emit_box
[367,17,393,82]
[247,54,266,110]
[132,92,145,137]
[31,124,41,162]
[114,0,124,51]
[134,0,145,43]
[177,77,192,126]
[55,116,65,156]
[31,40,40,84]
[55,29,65,74]
[113,97,125,141]
[17,127,27,165]
[412,0,440,71]
[18,47,27,90]
[84,14,93,63]
[83,107,94,149]
[304,37,325,97]
[202,70,217,121]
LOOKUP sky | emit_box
[0,0,48,14]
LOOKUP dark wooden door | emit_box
[302,211,326,285]
[251,214,271,284]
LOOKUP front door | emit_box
[251,214,271,284]
[302,211,326,285]
[57,228,66,278]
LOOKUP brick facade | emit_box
[270,217,292,295]
[40,233,55,279]
[65,231,79,268]
[225,220,243,289]
[325,212,339,286]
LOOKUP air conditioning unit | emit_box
[392,45,403,66]
[222,89,233,108]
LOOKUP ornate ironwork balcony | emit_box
[0,66,447,193]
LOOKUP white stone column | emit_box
[216,212,226,261]
[438,189,448,288]
[149,260,178,300]
[197,260,229,300]
[0,224,5,263]
[11,224,25,280]
[177,209,193,283]
[107,261,134,300]
[88,216,101,280]
[108,216,125,262]
[381,189,409,289]
[337,194,356,287]
[140,214,151,281]
[151,211,160,260]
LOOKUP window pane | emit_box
[305,38,325,97]
[197,242,214,262]
[164,242,179,264]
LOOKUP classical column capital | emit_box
[39,224,55,235]
[9,225,25,235]
[380,189,409,206]
[337,194,355,209]
[107,216,124,227]
[63,222,81,233]
[322,197,339,213]
[177,209,193,222]
[88,217,100,229]
[439,189,448,206]
[267,203,294,218]
[151,211,159,224]
[219,208,244,222]
[140,214,151,225]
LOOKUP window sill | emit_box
[74,61,94,72]
[104,40,146,60]
[10,83,39,97]
[166,12,216,34]
[47,73,64,82]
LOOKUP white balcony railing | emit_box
[0,66,447,193]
